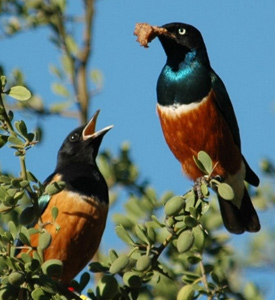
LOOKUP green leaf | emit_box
[50,101,72,113]
[19,180,29,188]
[31,287,47,300]
[146,226,156,243]
[8,136,25,147]
[177,284,195,300]
[65,35,78,55]
[108,249,118,263]
[7,86,31,101]
[185,192,196,212]
[51,206,59,222]
[198,151,213,174]
[97,275,119,299]
[187,255,202,265]
[8,271,25,287]
[211,271,220,284]
[89,262,109,273]
[90,69,103,87]
[182,272,200,284]
[109,254,129,274]
[1,76,7,90]
[18,232,31,246]
[151,215,165,228]
[201,183,209,197]
[184,216,197,228]
[14,120,28,138]
[20,253,31,263]
[123,271,142,288]
[0,135,8,148]
[177,230,194,253]
[27,171,39,183]
[79,272,90,292]
[115,225,135,246]
[217,182,235,201]
[45,181,66,195]
[193,155,208,175]
[41,259,63,277]
[136,255,152,272]
[49,65,63,79]
[38,231,52,250]
[8,110,14,121]
[51,82,70,97]
[192,225,205,253]
[201,201,210,215]
[164,195,185,216]
[135,224,150,244]
[112,213,134,227]
[8,221,17,239]
[19,206,36,225]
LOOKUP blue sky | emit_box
[1,0,275,298]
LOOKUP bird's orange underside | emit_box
[157,90,242,180]
[22,188,108,284]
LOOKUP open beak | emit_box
[82,110,113,141]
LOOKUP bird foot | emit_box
[193,176,209,199]
[193,175,223,199]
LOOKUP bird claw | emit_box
[193,176,209,199]
[193,175,223,199]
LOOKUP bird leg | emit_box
[193,176,209,199]
[193,175,223,199]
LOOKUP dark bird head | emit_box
[158,23,210,66]
[56,110,113,170]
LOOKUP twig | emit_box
[199,259,212,299]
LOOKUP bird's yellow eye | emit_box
[69,132,80,142]
[178,28,186,35]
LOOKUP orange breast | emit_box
[29,187,108,284]
[157,90,242,181]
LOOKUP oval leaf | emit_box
[51,206,59,222]
[217,183,235,201]
[177,284,195,300]
[164,196,185,216]
[0,135,8,148]
[192,225,205,253]
[109,255,129,274]
[123,271,142,288]
[45,181,66,195]
[98,275,119,299]
[8,136,25,147]
[136,255,152,272]
[177,230,194,253]
[198,151,213,174]
[38,231,52,250]
[41,259,63,277]
[7,86,31,101]
[115,225,135,246]
[14,120,28,138]
[135,224,150,244]
[19,206,36,225]
[8,271,25,287]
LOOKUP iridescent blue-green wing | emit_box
[210,71,241,149]
[15,193,51,255]
[211,71,259,186]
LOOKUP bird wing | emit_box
[37,194,52,216]
[211,71,259,186]
[15,193,51,255]
[210,71,241,149]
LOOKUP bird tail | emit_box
[218,187,260,234]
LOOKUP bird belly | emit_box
[30,190,108,284]
[157,89,243,182]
